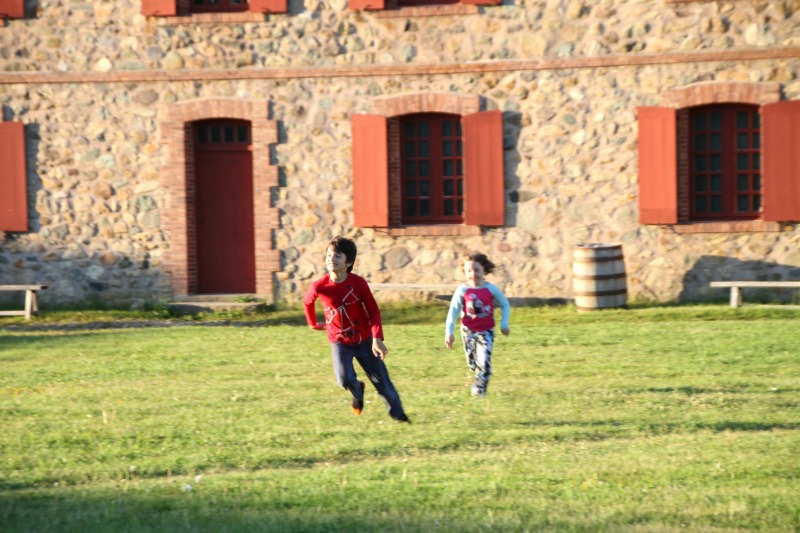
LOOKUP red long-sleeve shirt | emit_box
[303,273,384,345]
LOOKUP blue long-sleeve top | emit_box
[445,282,511,336]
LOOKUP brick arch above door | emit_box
[159,98,280,301]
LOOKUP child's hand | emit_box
[501,327,510,336]
[445,334,455,349]
[372,338,388,360]
[311,323,326,331]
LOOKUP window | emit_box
[352,110,504,229]
[0,122,28,232]
[195,120,251,146]
[397,0,458,6]
[401,114,464,224]
[141,0,286,16]
[191,0,248,12]
[637,100,800,225]
[689,105,761,220]
[348,0,498,10]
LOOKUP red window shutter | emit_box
[352,114,389,227]
[0,0,24,18]
[348,0,385,10]
[762,101,800,222]
[637,107,678,224]
[249,0,287,13]
[463,110,505,226]
[141,0,177,16]
[461,0,501,5]
[0,122,28,232]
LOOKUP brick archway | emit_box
[663,82,781,108]
[159,99,280,301]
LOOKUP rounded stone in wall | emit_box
[385,248,412,269]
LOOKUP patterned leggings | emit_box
[460,326,494,395]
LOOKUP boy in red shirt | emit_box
[304,236,410,423]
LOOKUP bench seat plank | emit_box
[709,281,800,308]
[710,281,800,288]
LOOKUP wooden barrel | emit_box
[572,243,627,312]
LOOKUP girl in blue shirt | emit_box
[445,253,511,397]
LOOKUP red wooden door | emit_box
[193,120,255,294]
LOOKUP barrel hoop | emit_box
[573,273,627,281]
[572,255,624,263]
[573,288,628,297]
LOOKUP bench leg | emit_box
[730,287,742,308]
[24,290,38,320]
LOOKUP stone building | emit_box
[1,0,799,309]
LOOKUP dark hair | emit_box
[329,236,357,273]
[464,252,495,275]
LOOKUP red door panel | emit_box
[194,121,255,294]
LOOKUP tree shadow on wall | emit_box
[501,110,523,229]
[679,255,800,304]
[0,117,166,310]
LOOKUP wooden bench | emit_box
[710,281,800,308]
[0,285,47,320]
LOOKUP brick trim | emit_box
[372,93,480,117]
[377,225,482,236]
[672,221,784,233]
[154,12,268,24]
[663,82,782,108]
[159,98,280,301]
[6,48,800,86]
[374,4,478,18]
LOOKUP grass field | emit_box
[1,304,798,532]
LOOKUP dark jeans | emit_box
[331,338,406,419]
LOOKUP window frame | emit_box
[189,0,249,13]
[688,104,762,221]
[399,113,464,225]
[348,0,499,11]
[142,0,286,16]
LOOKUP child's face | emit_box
[326,246,351,275]
[464,260,486,287]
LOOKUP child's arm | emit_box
[444,286,465,349]
[302,282,326,330]
[372,338,388,360]
[360,278,385,344]
[489,284,511,336]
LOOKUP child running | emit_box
[304,236,410,423]
[445,252,511,397]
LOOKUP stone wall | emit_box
[1,0,800,307]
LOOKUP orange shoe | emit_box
[351,381,366,415]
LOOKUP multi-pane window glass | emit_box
[192,0,248,12]
[397,0,458,6]
[195,123,250,145]
[690,105,761,220]
[400,113,463,224]
[194,120,251,155]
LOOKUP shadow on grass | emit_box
[515,418,800,436]
[0,489,579,533]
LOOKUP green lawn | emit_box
[1,304,798,532]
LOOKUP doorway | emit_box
[193,119,255,294]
